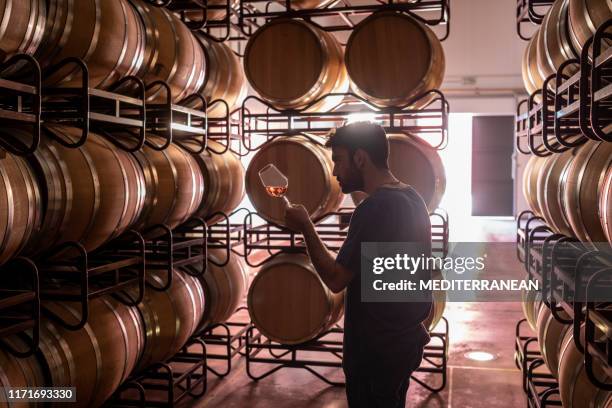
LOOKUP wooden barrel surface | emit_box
[562,141,612,242]
[351,133,446,212]
[536,149,576,237]
[197,35,248,118]
[129,0,206,102]
[275,0,336,9]
[521,285,542,331]
[36,0,144,89]
[36,296,144,407]
[522,30,544,95]
[132,136,204,233]
[558,326,612,408]
[0,337,45,408]
[536,305,571,378]
[245,134,343,228]
[182,249,248,332]
[537,0,579,81]
[601,166,612,244]
[248,253,344,345]
[345,10,445,108]
[18,125,146,255]
[244,18,348,112]
[422,269,446,331]
[0,0,46,62]
[0,151,41,265]
[568,0,612,54]
[180,139,245,225]
[121,269,204,373]
[523,154,548,216]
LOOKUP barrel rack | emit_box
[514,211,612,407]
[515,0,553,41]
[515,21,612,157]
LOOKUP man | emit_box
[285,122,433,407]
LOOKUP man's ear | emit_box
[352,149,367,169]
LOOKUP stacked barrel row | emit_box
[241,11,448,343]
[0,0,247,113]
[521,0,611,94]
[0,250,249,407]
[521,297,612,407]
[522,141,612,244]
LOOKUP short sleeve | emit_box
[336,200,379,270]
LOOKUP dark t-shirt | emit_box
[337,185,433,367]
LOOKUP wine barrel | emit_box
[36,0,144,89]
[562,141,612,242]
[0,152,41,265]
[0,0,46,62]
[537,0,579,82]
[182,249,248,332]
[15,125,146,255]
[536,149,576,237]
[521,284,542,331]
[120,269,205,372]
[345,10,445,108]
[351,133,446,212]
[0,337,45,408]
[35,296,144,407]
[245,134,343,228]
[558,327,612,408]
[129,0,206,102]
[601,166,612,244]
[179,139,244,225]
[523,154,548,216]
[422,269,446,331]
[132,136,204,233]
[522,29,545,96]
[568,0,612,55]
[536,305,571,378]
[244,18,349,112]
[276,0,336,9]
[248,253,344,345]
[197,35,248,118]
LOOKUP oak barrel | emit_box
[0,337,45,408]
[248,253,344,345]
[245,134,343,228]
[36,0,145,89]
[16,125,146,255]
[536,149,576,237]
[345,10,445,108]
[244,18,349,112]
[0,0,46,62]
[568,0,612,54]
[601,166,612,244]
[423,269,446,331]
[537,0,579,82]
[521,284,542,331]
[180,138,245,225]
[351,133,446,212]
[0,151,41,265]
[120,268,204,373]
[522,30,545,96]
[182,249,248,332]
[129,0,207,102]
[558,326,612,408]
[35,296,144,407]
[132,136,204,233]
[536,305,571,378]
[562,141,612,242]
[197,35,248,118]
[522,154,548,216]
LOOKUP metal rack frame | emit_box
[515,0,553,41]
[241,90,449,153]
[238,0,450,42]
[0,54,42,155]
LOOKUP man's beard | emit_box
[339,166,364,194]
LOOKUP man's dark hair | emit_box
[325,121,389,169]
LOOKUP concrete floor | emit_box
[188,218,530,408]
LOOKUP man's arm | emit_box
[301,219,353,293]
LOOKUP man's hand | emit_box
[284,204,311,232]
